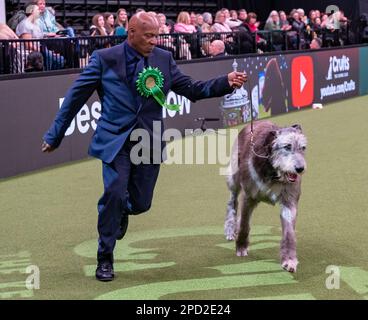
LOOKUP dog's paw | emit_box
[224,220,236,241]
[236,247,249,257]
[225,231,236,241]
[281,259,298,273]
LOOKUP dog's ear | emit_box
[264,130,277,147]
[291,124,302,133]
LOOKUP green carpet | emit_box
[0,96,368,300]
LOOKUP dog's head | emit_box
[267,124,307,183]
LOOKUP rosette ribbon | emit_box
[136,67,181,111]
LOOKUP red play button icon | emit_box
[291,56,314,107]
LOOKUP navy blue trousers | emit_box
[97,140,160,263]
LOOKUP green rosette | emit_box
[136,66,180,111]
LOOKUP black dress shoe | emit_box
[116,214,129,240]
[95,261,114,282]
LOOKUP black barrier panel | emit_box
[0,47,362,179]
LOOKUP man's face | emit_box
[37,0,46,13]
[130,20,159,57]
[239,11,247,21]
[209,42,220,56]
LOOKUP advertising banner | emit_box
[359,46,368,96]
[0,46,363,178]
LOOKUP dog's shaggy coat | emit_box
[225,121,307,272]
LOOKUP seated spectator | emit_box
[209,39,226,57]
[264,11,281,31]
[156,13,177,57]
[174,11,197,33]
[33,0,75,38]
[202,12,213,31]
[308,10,317,26]
[238,9,248,23]
[16,4,44,39]
[310,36,322,49]
[227,10,242,29]
[190,12,201,32]
[90,14,108,36]
[279,11,292,31]
[244,12,266,51]
[211,10,232,32]
[297,8,308,26]
[264,10,284,51]
[16,4,64,71]
[114,8,128,35]
[290,9,306,48]
[104,12,115,36]
[196,14,205,32]
[25,51,44,72]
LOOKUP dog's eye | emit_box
[284,144,292,151]
[301,146,306,151]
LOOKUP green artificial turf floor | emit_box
[0,96,368,300]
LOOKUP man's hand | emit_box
[41,141,55,153]
[228,71,247,89]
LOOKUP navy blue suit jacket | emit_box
[44,42,233,163]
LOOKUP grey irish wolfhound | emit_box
[225,121,307,272]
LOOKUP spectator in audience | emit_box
[16,4,43,39]
[104,12,115,36]
[115,8,129,32]
[16,4,64,70]
[202,12,213,31]
[221,8,231,21]
[33,0,74,37]
[196,14,205,32]
[25,51,44,72]
[279,10,292,31]
[244,12,266,51]
[264,11,281,31]
[310,36,322,49]
[238,9,248,23]
[209,39,226,57]
[297,8,308,25]
[315,10,321,19]
[264,11,285,51]
[189,12,201,32]
[211,10,232,32]
[227,10,242,29]
[308,10,317,26]
[90,14,108,36]
[114,8,128,35]
[156,13,177,57]
[321,13,330,29]
[290,9,307,48]
[312,16,322,35]
[174,11,197,33]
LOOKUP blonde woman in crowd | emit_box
[174,11,197,33]
[115,8,128,29]
[211,10,232,32]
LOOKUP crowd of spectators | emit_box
[0,2,356,73]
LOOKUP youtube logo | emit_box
[291,56,314,107]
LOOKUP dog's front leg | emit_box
[225,188,238,241]
[236,191,256,256]
[280,205,298,272]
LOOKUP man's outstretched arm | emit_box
[169,55,247,101]
[42,51,102,152]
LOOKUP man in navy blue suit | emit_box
[42,12,247,281]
